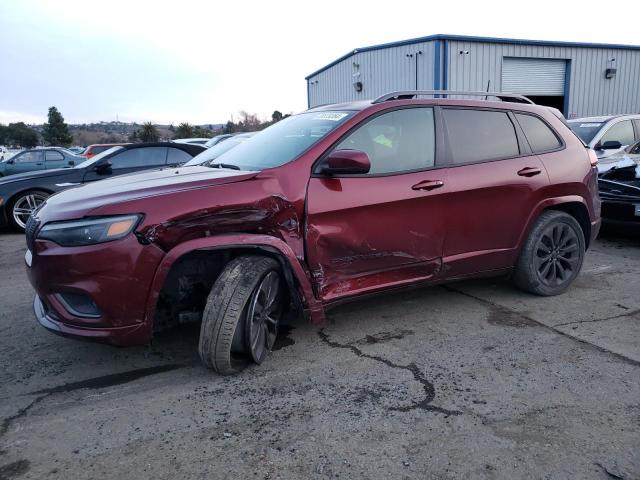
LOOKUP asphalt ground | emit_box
[0,226,638,479]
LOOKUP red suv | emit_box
[25,91,601,375]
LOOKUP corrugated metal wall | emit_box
[446,40,640,117]
[308,41,435,107]
[307,38,640,117]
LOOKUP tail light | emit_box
[587,149,598,167]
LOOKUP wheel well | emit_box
[544,202,592,248]
[154,247,304,332]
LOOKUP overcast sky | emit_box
[1,0,638,125]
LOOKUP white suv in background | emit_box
[568,114,640,158]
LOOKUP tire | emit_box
[513,210,585,296]
[198,255,285,375]
[8,190,50,232]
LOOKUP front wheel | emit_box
[8,190,50,231]
[513,211,585,296]
[198,256,286,375]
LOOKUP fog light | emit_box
[56,292,101,318]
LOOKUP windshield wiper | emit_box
[210,162,241,170]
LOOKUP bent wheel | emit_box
[198,256,285,375]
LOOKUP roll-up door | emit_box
[502,58,566,95]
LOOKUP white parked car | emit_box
[568,114,640,159]
[172,138,210,145]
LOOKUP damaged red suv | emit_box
[26,91,601,374]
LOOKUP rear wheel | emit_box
[198,255,285,375]
[9,190,49,231]
[513,211,585,296]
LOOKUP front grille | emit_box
[25,216,40,251]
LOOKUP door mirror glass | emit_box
[94,161,112,175]
[318,150,371,175]
[7,159,14,165]
[68,160,75,166]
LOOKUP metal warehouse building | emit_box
[306,34,640,118]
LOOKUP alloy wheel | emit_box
[245,271,282,364]
[534,223,580,287]
[12,192,48,229]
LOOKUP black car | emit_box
[0,142,205,231]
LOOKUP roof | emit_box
[306,33,640,79]
[568,114,640,123]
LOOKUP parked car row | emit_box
[23,91,602,375]
[0,142,205,230]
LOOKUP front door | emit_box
[306,107,448,302]
[8,150,44,175]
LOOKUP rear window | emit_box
[568,122,604,144]
[443,109,519,164]
[515,113,562,153]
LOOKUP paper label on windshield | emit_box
[579,123,602,128]
[314,112,348,122]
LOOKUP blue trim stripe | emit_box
[563,60,572,116]
[305,33,640,79]
[433,40,441,90]
[443,40,448,92]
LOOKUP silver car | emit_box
[568,114,640,159]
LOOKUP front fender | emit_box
[144,233,325,326]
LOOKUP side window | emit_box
[600,120,634,146]
[109,147,168,169]
[515,113,562,153]
[629,140,640,155]
[443,109,519,165]
[15,151,43,163]
[167,147,193,165]
[334,108,435,174]
[45,150,64,161]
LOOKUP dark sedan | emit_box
[0,142,205,231]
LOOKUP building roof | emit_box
[306,34,640,80]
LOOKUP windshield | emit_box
[207,111,355,171]
[74,146,123,169]
[568,121,604,144]
[183,137,249,166]
[204,135,231,148]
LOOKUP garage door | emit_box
[502,58,566,95]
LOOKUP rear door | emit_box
[305,107,449,302]
[440,107,550,276]
[44,150,66,169]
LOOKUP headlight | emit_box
[38,215,142,246]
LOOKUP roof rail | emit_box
[372,90,534,104]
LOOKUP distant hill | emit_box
[30,121,224,146]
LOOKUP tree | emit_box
[174,122,194,139]
[223,120,236,134]
[42,106,73,146]
[271,110,284,123]
[128,130,139,143]
[139,122,159,142]
[168,123,175,132]
[6,122,39,148]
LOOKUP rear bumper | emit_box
[600,200,640,224]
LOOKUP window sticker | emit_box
[313,112,349,122]
[579,123,602,128]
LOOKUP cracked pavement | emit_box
[0,228,639,479]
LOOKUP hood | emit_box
[0,167,75,184]
[39,166,259,222]
[597,153,639,174]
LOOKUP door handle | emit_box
[411,180,444,191]
[517,167,542,177]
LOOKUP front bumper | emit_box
[601,199,640,224]
[26,234,165,346]
[33,295,149,345]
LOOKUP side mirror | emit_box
[317,150,371,175]
[598,140,623,150]
[94,161,112,175]
[68,160,75,166]
[7,159,14,165]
